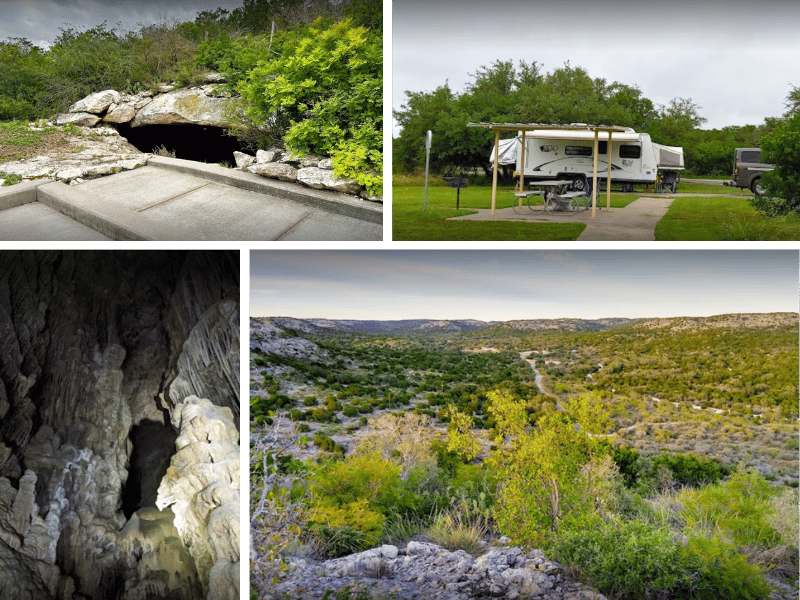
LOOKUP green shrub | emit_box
[549,517,692,600]
[678,466,781,549]
[647,453,730,489]
[238,18,382,195]
[313,433,344,455]
[754,111,800,215]
[680,536,770,600]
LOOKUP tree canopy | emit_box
[393,59,780,178]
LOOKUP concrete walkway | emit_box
[447,196,675,241]
[0,156,382,241]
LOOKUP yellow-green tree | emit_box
[449,390,614,547]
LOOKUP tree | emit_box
[448,390,615,547]
[754,110,800,214]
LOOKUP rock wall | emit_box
[0,251,239,600]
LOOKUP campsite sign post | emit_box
[423,130,432,210]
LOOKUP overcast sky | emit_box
[250,250,799,320]
[0,0,242,47]
[393,0,800,135]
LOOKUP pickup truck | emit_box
[723,148,774,194]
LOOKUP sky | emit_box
[392,0,800,135]
[250,250,799,321]
[0,0,242,47]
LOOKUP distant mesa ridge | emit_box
[251,313,797,335]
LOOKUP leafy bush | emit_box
[549,517,692,600]
[647,453,730,489]
[238,18,382,195]
[678,466,782,549]
[308,504,382,557]
[681,536,770,600]
[754,111,800,214]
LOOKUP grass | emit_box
[392,184,585,241]
[391,175,761,241]
[0,120,68,163]
[425,510,488,556]
[655,196,800,240]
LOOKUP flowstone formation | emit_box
[0,250,239,600]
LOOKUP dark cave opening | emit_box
[116,123,247,164]
[121,419,177,519]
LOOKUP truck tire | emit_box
[750,178,764,195]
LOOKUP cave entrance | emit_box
[122,419,177,519]
[116,123,246,165]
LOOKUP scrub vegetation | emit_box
[0,0,382,193]
[250,315,799,600]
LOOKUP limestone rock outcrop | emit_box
[0,124,150,185]
[0,250,239,600]
[265,541,607,600]
[53,76,232,130]
[242,147,380,201]
[132,87,234,128]
[69,90,121,114]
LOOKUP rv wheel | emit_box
[570,175,587,192]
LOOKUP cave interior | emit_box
[0,250,240,600]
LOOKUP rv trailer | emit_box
[492,128,684,193]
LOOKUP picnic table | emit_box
[513,179,593,214]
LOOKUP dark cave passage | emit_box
[116,123,247,164]
[121,419,177,519]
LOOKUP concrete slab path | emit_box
[0,157,382,241]
[447,196,675,241]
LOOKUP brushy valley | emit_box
[250,314,799,600]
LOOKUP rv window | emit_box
[619,145,641,159]
[565,146,592,156]
[741,150,761,163]
[598,141,607,155]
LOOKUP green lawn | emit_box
[391,181,763,241]
[392,185,586,241]
[655,196,800,240]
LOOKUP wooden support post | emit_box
[606,130,612,211]
[591,129,599,219]
[491,129,500,215]
[519,131,526,206]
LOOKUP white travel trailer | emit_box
[492,127,684,193]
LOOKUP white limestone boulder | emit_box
[56,112,101,127]
[248,162,298,182]
[132,87,234,127]
[297,167,361,195]
[68,90,120,114]
[102,104,137,124]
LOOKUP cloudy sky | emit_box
[393,0,799,135]
[250,250,798,320]
[0,0,242,46]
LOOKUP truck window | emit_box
[565,146,592,156]
[619,145,641,159]
[741,150,761,163]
